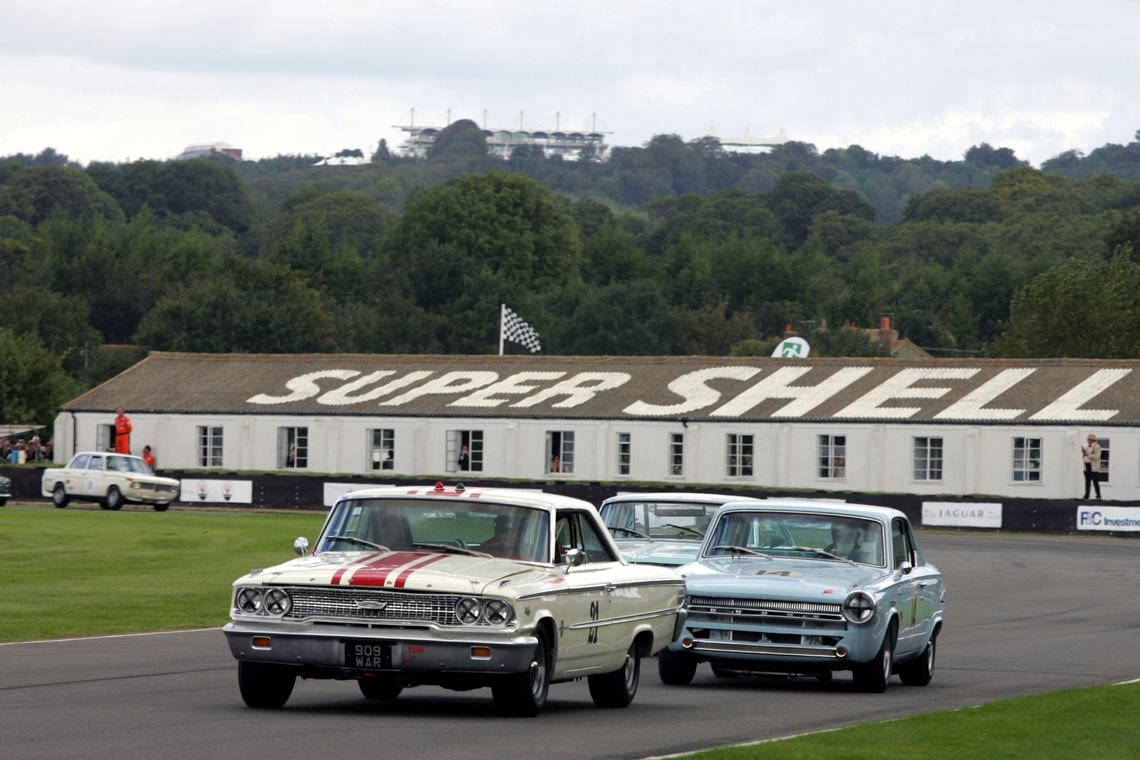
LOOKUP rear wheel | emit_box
[588,641,641,708]
[492,627,551,717]
[52,483,69,508]
[898,637,936,686]
[853,624,894,693]
[237,661,296,708]
[153,502,170,512]
[104,486,124,511]
[658,647,698,685]
[358,678,403,700]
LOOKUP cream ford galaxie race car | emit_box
[41,452,180,511]
[223,484,685,716]
[659,501,944,693]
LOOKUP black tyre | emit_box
[898,637,935,686]
[238,661,296,708]
[358,678,403,700]
[853,624,894,693]
[52,483,69,508]
[0,499,7,507]
[104,486,124,511]
[658,646,698,686]
[153,502,170,512]
[492,627,551,717]
[588,641,641,708]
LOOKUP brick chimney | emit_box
[878,316,892,345]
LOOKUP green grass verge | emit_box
[0,508,326,642]
[671,681,1140,760]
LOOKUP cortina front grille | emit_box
[282,587,477,626]
[687,595,846,630]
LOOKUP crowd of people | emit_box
[0,435,53,464]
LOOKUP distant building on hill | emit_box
[394,109,611,160]
[706,126,791,154]
[175,142,243,161]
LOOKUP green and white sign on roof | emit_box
[772,337,810,358]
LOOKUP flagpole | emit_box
[499,303,505,356]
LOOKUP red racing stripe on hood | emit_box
[392,554,450,588]
[347,552,431,586]
[329,551,384,585]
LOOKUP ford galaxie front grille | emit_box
[687,595,846,631]
[283,587,471,626]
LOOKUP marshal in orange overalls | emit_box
[115,412,132,455]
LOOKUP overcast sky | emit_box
[2,0,1137,166]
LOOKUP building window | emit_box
[446,430,483,473]
[670,433,684,477]
[1095,437,1110,483]
[1012,437,1041,482]
[546,431,575,475]
[370,429,395,471]
[913,437,943,481]
[617,433,631,476]
[277,427,308,469]
[819,435,846,479]
[197,426,223,467]
[96,424,115,453]
[726,434,753,477]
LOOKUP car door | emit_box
[890,517,921,657]
[85,455,108,499]
[57,454,88,494]
[550,510,623,675]
[905,520,940,645]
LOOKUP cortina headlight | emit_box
[236,587,263,614]
[264,588,292,616]
[842,590,876,624]
[483,599,513,626]
[455,597,482,625]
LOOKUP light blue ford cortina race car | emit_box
[658,500,944,693]
[599,493,762,567]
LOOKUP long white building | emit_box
[55,353,1140,501]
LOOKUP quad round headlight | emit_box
[842,590,876,624]
[483,599,513,626]
[264,588,292,616]
[236,587,263,614]
[455,597,482,625]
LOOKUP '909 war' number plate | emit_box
[344,640,391,669]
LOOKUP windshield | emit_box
[705,511,886,566]
[601,501,721,542]
[107,455,153,475]
[317,499,551,563]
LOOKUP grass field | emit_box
[0,508,326,642]
[671,681,1140,760]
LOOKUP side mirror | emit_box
[562,548,586,570]
[899,560,912,575]
[294,537,309,557]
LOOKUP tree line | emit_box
[4,125,1140,423]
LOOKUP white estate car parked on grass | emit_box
[223,483,685,716]
[41,452,180,511]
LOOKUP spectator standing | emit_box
[114,408,132,455]
[0,439,10,463]
[43,438,54,463]
[457,445,470,471]
[142,445,155,468]
[1082,434,1103,500]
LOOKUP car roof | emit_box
[338,484,596,512]
[716,499,908,523]
[73,452,139,458]
[600,492,763,507]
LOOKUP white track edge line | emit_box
[1114,677,1140,685]
[641,726,847,760]
[0,627,222,646]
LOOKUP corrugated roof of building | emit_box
[61,352,1140,426]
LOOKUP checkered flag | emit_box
[500,305,542,354]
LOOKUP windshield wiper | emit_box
[711,544,771,559]
[786,545,857,565]
[610,526,652,540]
[325,536,388,551]
[413,542,494,559]
[664,523,704,537]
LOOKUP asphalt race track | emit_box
[2,533,1139,760]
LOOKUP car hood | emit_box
[680,557,887,600]
[238,550,549,596]
[619,540,702,566]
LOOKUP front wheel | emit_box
[153,502,170,512]
[238,661,296,708]
[104,486,124,511]
[492,627,551,717]
[588,641,641,708]
[898,637,936,686]
[853,625,894,693]
[52,483,69,508]
[658,646,697,685]
[359,678,403,700]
